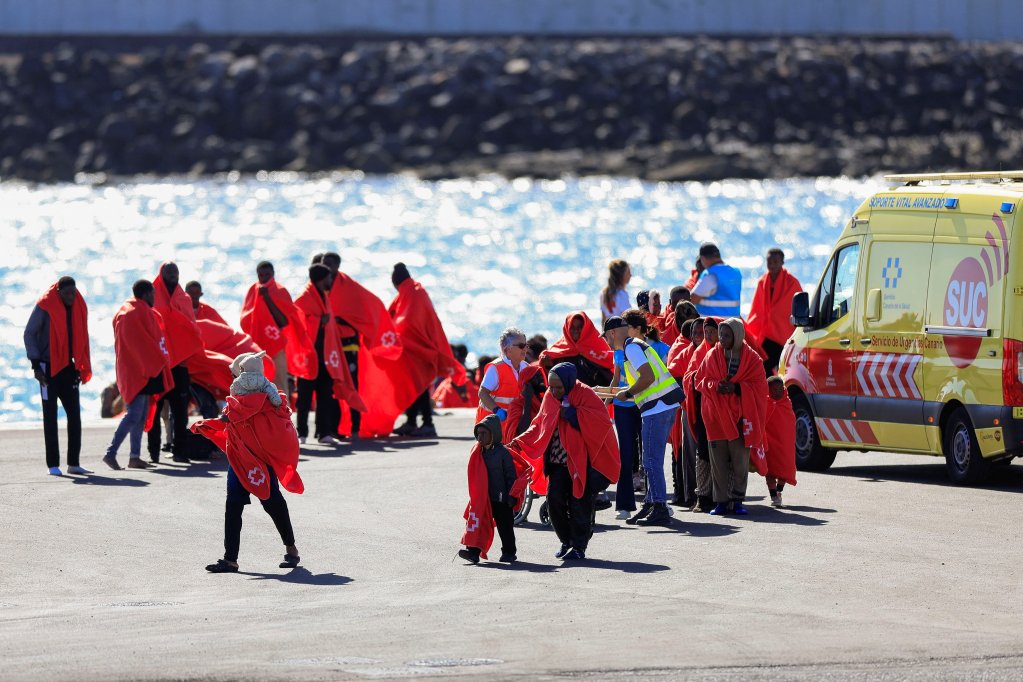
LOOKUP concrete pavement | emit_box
[2,409,1023,681]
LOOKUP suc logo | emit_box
[943,257,988,368]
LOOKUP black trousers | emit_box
[404,389,433,425]
[674,418,698,506]
[345,349,361,434]
[224,465,295,562]
[147,364,190,459]
[490,499,517,557]
[295,363,340,439]
[40,364,81,468]
[762,338,784,376]
[547,465,595,552]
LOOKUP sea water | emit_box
[0,172,888,423]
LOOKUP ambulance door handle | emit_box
[838,338,851,346]
[859,338,872,346]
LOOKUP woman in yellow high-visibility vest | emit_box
[606,309,684,527]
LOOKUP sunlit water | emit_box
[0,172,889,423]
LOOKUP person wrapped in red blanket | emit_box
[240,261,314,394]
[150,262,204,464]
[508,363,620,561]
[694,318,768,516]
[293,263,364,446]
[682,318,715,512]
[192,352,303,574]
[745,249,802,376]
[389,264,467,438]
[544,311,614,387]
[103,279,173,471]
[458,414,519,564]
[764,376,797,506]
[25,276,92,475]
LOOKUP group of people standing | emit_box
[460,242,803,564]
[23,253,467,476]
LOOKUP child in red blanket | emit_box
[765,376,797,507]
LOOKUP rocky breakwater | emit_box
[3,36,1023,182]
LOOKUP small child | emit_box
[229,351,282,406]
[765,376,797,507]
[458,414,518,564]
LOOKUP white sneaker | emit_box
[48,467,62,476]
[67,466,93,475]
[615,509,631,520]
[298,436,307,445]
[667,506,675,517]
[772,493,783,508]
[318,435,343,446]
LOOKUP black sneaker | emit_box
[457,548,480,565]
[562,548,586,561]
[393,420,417,436]
[498,553,517,563]
[637,503,672,526]
[626,503,653,525]
[594,493,612,511]
[554,544,571,559]
[172,455,191,464]
[410,424,438,438]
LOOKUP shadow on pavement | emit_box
[241,567,353,586]
[746,506,829,526]
[148,463,223,478]
[556,558,670,573]
[647,520,741,537]
[66,474,149,487]
[827,460,1023,492]
[477,560,558,573]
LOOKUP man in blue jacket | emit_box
[690,242,742,319]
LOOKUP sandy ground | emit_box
[2,409,1023,681]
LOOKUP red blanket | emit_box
[294,282,366,412]
[240,279,313,373]
[509,384,620,499]
[765,393,798,486]
[196,318,272,376]
[113,299,172,410]
[154,264,203,368]
[745,268,802,347]
[461,443,495,557]
[694,341,769,474]
[545,311,614,370]
[388,278,467,393]
[433,377,479,408]
[666,336,693,373]
[682,340,713,432]
[195,302,227,326]
[328,273,407,436]
[191,392,303,501]
[37,283,91,382]
[661,309,679,346]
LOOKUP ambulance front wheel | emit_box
[943,407,990,485]
[792,394,837,472]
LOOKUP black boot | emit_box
[637,503,672,526]
[626,503,653,525]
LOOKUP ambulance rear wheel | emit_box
[792,395,837,472]
[943,408,990,485]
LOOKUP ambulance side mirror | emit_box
[866,288,882,322]
[791,292,811,328]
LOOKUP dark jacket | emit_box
[476,414,517,505]
[24,305,51,370]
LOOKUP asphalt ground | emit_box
[2,408,1023,681]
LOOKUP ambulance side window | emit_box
[812,243,860,327]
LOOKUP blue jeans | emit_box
[613,404,641,511]
[106,393,148,459]
[641,406,678,505]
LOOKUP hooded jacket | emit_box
[476,414,518,504]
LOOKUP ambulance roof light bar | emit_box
[884,170,1023,185]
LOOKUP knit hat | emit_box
[230,351,267,378]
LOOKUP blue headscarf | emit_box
[550,362,578,395]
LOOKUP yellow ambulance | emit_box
[780,171,1023,483]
